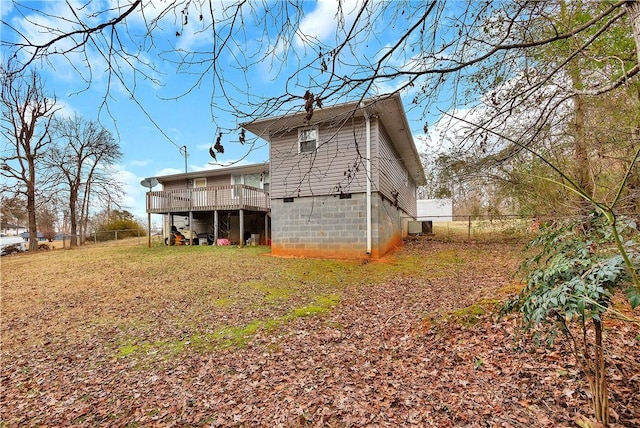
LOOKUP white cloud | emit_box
[5,0,161,97]
[8,1,107,62]
[295,0,365,48]
[190,158,251,172]
[128,159,150,168]
[118,0,228,52]
[53,99,78,118]
[154,167,183,177]
[0,1,14,18]
[295,0,338,47]
[112,165,148,219]
[190,163,224,172]
[419,107,479,154]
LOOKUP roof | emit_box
[241,93,426,185]
[146,162,269,184]
[20,232,39,238]
[1,224,27,229]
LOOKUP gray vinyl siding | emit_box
[161,174,231,191]
[368,117,381,191]
[377,125,417,217]
[162,180,189,191]
[270,118,369,199]
[202,175,233,187]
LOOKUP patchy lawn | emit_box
[1,238,638,427]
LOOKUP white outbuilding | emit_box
[417,199,453,222]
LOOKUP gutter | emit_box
[365,107,372,255]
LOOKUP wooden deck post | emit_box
[239,209,244,247]
[213,210,218,245]
[264,214,269,245]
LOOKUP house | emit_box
[417,199,453,222]
[145,94,426,258]
[243,94,425,258]
[19,231,49,242]
[1,224,28,236]
[146,163,271,245]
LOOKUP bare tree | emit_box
[48,115,122,247]
[1,2,637,114]
[0,64,58,251]
[1,2,637,182]
[2,2,640,423]
[417,1,640,216]
[37,201,59,242]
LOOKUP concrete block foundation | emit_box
[270,192,405,259]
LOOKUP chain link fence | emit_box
[91,229,146,243]
[416,215,543,243]
[40,229,148,249]
[42,215,615,249]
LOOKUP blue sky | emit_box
[0,1,449,221]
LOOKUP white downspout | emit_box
[365,109,372,255]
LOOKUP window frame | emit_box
[298,127,318,153]
[193,177,207,188]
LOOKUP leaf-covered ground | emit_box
[1,239,638,427]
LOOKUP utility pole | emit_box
[180,145,193,245]
[181,145,188,176]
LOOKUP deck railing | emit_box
[146,184,270,213]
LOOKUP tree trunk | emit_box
[570,68,594,218]
[625,128,640,212]
[26,184,38,251]
[80,180,92,246]
[26,155,38,251]
[69,189,78,247]
[589,319,609,425]
[627,0,640,212]
[626,1,640,67]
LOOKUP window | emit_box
[244,173,261,189]
[232,173,270,197]
[232,173,269,190]
[298,127,318,153]
[232,174,242,198]
[193,178,207,188]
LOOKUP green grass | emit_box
[291,294,341,317]
[447,299,500,327]
[422,298,501,330]
[432,220,533,242]
[116,293,342,357]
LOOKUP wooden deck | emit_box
[146,184,270,214]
